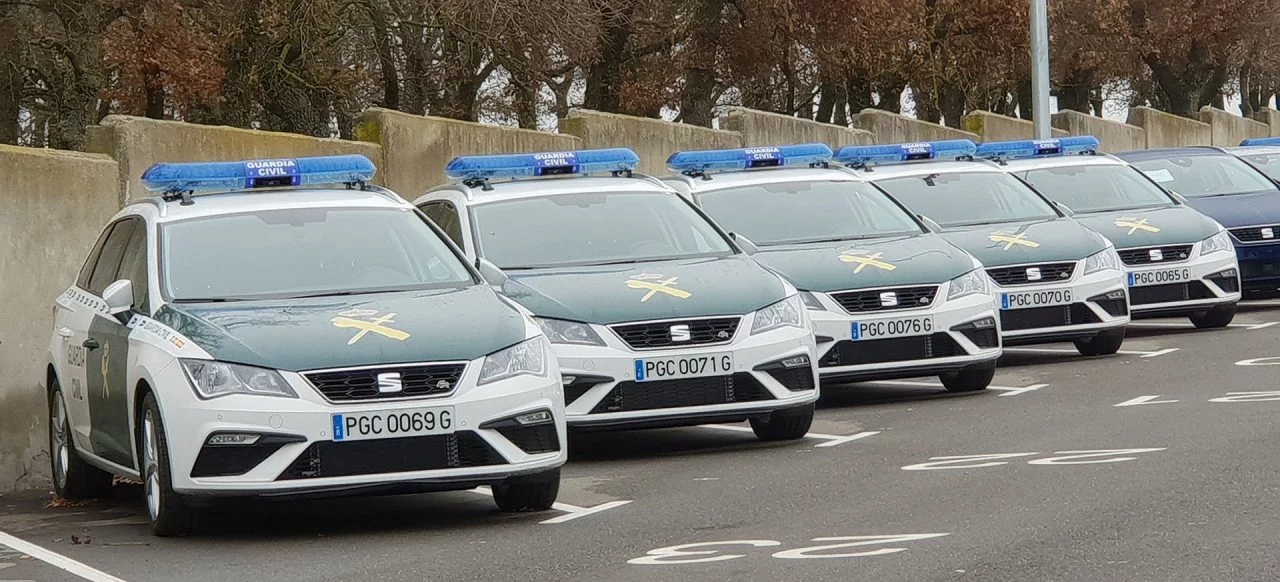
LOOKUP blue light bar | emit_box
[141,154,376,193]
[665,143,832,174]
[444,148,639,182]
[975,136,1100,160]
[833,140,976,167]
[1240,137,1280,147]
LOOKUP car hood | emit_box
[1181,190,1280,228]
[501,255,788,325]
[752,234,975,293]
[154,285,528,372]
[1071,206,1220,248]
[941,218,1109,267]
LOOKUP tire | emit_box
[749,404,815,442]
[140,392,202,536]
[939,364,995,392]
[1073,328,1126,356]
[48,381,113,500]
[1189,303,1236,329]
[493,468,560,512]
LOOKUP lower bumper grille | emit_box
[495,424,560,454]
[1000,303,1099,331]
[819,333,963,367]
[1240,260,1280,281]
[958,327,999,349]
[1130,281,1214,305]
[590,373,772,414]
[277,432,504,480]
[763,366,816,391]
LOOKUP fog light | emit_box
[970,317,996,329]
[1105,290,1126,300]
[1212,268,1238,279]
[516,410,553,425]
[781,355,811,368]
[206,433,261,446]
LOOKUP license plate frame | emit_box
[634,353,734,382]
[1128,268,1193,287]
[1001,288,1074,310]
[850,316,935,341]
[331,406,455,442]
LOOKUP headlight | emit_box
[1201,229,1233,256]
[180,360,296,399]
[535,317,605,346]
[1083,248,1122,275]
[478,337,549,385]
[751,294,805,335]
[947,268,990,301]
[799,291,826,311]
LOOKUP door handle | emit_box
[57,327,73,338]
[83,338,101,350]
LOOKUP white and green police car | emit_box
[987,137,1240,327]
[662,144,1001,392]
[413,149,819,441]
[45,155,566,536]
[839,140,1131,356]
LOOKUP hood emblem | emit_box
[627,274,692,302]
[880,291,898,307]
[670,324,692,342]
[988,231,1040,250]
[839,250,896,273]
[1114,217,1160,235]
[1026,267,1042,281]
[330,308,411,345]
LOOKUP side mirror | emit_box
[476,258,509,288]
[1169,191,1188,204]
[730,232,759,255]
[917,215,943,233]
[102,279,134,316]
[1054,201,1075,217]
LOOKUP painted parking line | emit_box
[0,531,128,582]
[1128,321,1277,330]
[870,379,1048,397]
[1114,395,1179,407]
[1004,347,1179,358]
[700,424,881,448]
[465,488,633,524]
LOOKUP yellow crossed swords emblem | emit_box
[1114,217,1160,235]
[988,232,1041,250]
[626,274,692,302]
[330,309,411,345]
[838,250,896,273]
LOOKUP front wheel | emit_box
[940,364,995,392]
[48,381,112,500]
[749,404,815,441]
[493,468,560,512]
[1189,304,1236,329]
[140,392,202,536]
[1073,328,1126,356]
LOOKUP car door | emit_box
[55,224,117,446]
[83,217,141,469]
[419,199,472,259]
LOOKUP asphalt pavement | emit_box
[5,302,1280,582]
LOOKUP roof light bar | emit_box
[1239,137,1280,147]
[975,136,1100,160]
[665,143,832,175]
[833,140,976,167]
[140,155,376,194]
[444,148,639,183]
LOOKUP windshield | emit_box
[161,207,475,301]
[873,171,1058,227]
[470,191,735,269]
[695,180,923,245]
[1019,164,1175,213]
[1128,153,1276,197]
[1235,151,1280,182]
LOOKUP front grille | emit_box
[1130,281,1213,305]
[1209,272,1241,293]
[763,366,816,391]
[958,327,1000,349]
[986,263,1076,286]
[819,333,963,367]
[495,424,560,454]
[829,286,938,314]
[1118,245,1193,266]
[305,363,465,403]
[590,373,772,413]
[1240,260,1280,280]
[277,432,502,480]
[1230,225,1280,243]
[999,303,1099,331]
[611,317,740,350]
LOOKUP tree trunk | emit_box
[366,1,400,111]
[815,80,840,124]
[583,6,634,113]
[680,0,726,126]
[0,7,19,145]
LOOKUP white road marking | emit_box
[466,488,632,524]
[1248,322,1279,330]
[700,424,880,447]
[1005,347,1179,358]
[1208,391,1280,403]
[1114,395,1179,407]
[1235,357,1280,366]
[872,379,1047,397]
[0,531,128,582]
[1128,321,1277,330]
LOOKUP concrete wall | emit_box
[720,107,874,148]
[1051,110,1147,153]
[561,109,742,175]
[851,109,979,144]
[354,108,581,198]
[1253,109,1280,138]
[1126,107,1212,149]
[85,116,384,204]
[962,111,1068,142]
[0,146,120,493]
[1198,106,1270,147]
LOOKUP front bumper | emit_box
[809,285,1001,383]
[554,317,818,430]
[157,358,567,496]
[1234,240,1280,295]
[996,267,1130,346]
[1125,248,1240,317]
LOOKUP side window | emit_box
[87,219,139,295]
[421,201,465,248]
[116,221,150,310]
[77,224,115,289]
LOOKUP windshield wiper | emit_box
[171,297,241,303]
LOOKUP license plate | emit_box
[635,353,733,382]
[1128,268,1192,287]
[331,406,454,442]
[1001,288,1073,310]
[851,316,934,340]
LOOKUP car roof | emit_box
[1226,146,1280,156]
[1113,147,1229,161]
[126,188,413,224]
[671,166,871,193]
[855,159,1007,181]
[421,175,676,206]
[997,153,1132,172]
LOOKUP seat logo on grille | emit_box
[1114,217,1160,235]
[879,291,898,306]
[1263,227,1275,239]
[1149,249,1163,261]
[376,372,403,393]
[670,324,692,342]
[1026,267,1042,281]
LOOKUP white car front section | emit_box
[1121,236,1242,315]
[991,250,1131,345]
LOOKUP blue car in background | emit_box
[1116,147,1280,297]
[1227,137,1280,184]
